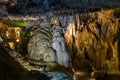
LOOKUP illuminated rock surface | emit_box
[1,1,120,80]
[27,18,70,67]
[26,9,120,78]
[64,9,120,75]
[27,20,56,63]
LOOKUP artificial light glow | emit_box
[8,42,15,50]
[68,23,76,36]
[54,20,57,24]
[15,28,21,42]
[6,31,10,38]
[0,37,3,42]
[16,39,20,42]
[17,31,20,36]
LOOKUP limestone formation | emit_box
[64,10,120,74]
[52,23,70,67]
[26,9,120,73]
[27,18,70,67]
[27,20,55,62]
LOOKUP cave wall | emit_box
[26,8,120,74]
[64,9,120,74]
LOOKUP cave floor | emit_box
[1,46,120,80]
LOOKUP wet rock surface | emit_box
[44,72,70,80]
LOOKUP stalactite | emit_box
[64,10,120,75]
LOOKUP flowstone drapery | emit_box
[27,18,70,67]
[64,10,120,74]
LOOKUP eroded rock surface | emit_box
[64,9,120,74]
[27,18,70,67]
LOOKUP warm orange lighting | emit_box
[67,22,76,36]
[16,39,20,42]
[6,30,10,38]
[0,37,3,42]
[16,30,20,36]
[15,28,21,42]
[50,17,58,24]
[8,42,15,50]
